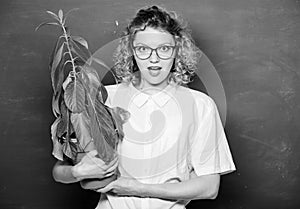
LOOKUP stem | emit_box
[61,22,76,75]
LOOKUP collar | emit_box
[129,82,176,108]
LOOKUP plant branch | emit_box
[61,26,77,76]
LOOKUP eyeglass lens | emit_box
[134,45,175,60]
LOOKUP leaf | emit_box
[62,138,77,161]
[72,36,88,49]
[85,92,117,163]
[109,106,131,139]
[35,22,60,31]
[52,93,60,117]
[81,66,108,103]
[79,66,91,87]
[49,35,64,66]
[50,118,64,161]
[56,101,69,137]
[63,8,79,25]
[61,108,77,161]
[92,56,118,84]
[64,78,86,113]
[69,38,92,65]
[58,9,63,22]
[46,10,60,21]
[100,84,108,104]
[50,43,65,92]
[51,57,67,102]
[92,57,110,70]
[71,112,95,151]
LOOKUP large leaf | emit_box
[81,66,108,103]
[70,38,92,65]
[85,92,117,163]
[50,117,64,161]
[92,56,119,85]
[62,109,77,161]
[64,78,85,113]
[52,92,60,117]
[72,36,89,49]
[56,101,69,138]
[79,67,117,163]
[71,112,94,152]
[49,35,64,66]
[50,43,65,93]
[108,106,131,139]
[62,138,78,161]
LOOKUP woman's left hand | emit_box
[97,177,145,197]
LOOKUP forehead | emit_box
[133,27,174,46]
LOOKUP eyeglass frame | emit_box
[131,44,177,60]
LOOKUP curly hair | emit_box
[113,5,202,85]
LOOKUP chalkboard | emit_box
[0,0,300,209]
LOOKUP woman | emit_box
[52,5,236,209]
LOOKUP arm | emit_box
[141,173,220,200]
[98,172,220,201]
[52,150,118,184]
[52,160,79,184]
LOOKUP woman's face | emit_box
[132,27,176,89]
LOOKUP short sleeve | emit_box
[189,94,236,176]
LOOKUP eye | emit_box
[158,45,172,52]
[135,46,149,53]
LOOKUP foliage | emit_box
[36,9,129,164]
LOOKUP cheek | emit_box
[162,59,175,71]
[134,57,146,70]
[135,61,147,72]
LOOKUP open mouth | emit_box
[147,66,162,77]
[147,66,162,71]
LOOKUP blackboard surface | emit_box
[1,0,300,209]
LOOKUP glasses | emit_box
[132,45,176,60]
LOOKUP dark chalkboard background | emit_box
[1,0,300,209]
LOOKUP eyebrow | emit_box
[133,42,175,46]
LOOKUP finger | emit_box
[82,156,106,167]
[104,169,117,178]
[107,156,118,167]
[104,157,118,171]
[105,160,119,173]
[97,183,113,193]
[85,167,116,179]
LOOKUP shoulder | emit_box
[104,82,131,106]
[176,85,216,112]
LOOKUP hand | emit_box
[71,150,118,181]
[97,176,145,197]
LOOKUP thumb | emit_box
[97,182,114,193]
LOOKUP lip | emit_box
[147,66,162,70]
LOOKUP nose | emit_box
[149,50,159,63]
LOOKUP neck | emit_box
[134,79,169,95]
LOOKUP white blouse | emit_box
[96,82,236,209]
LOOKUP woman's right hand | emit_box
[71,150,118,181]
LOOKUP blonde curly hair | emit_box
[113,5,202,86]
